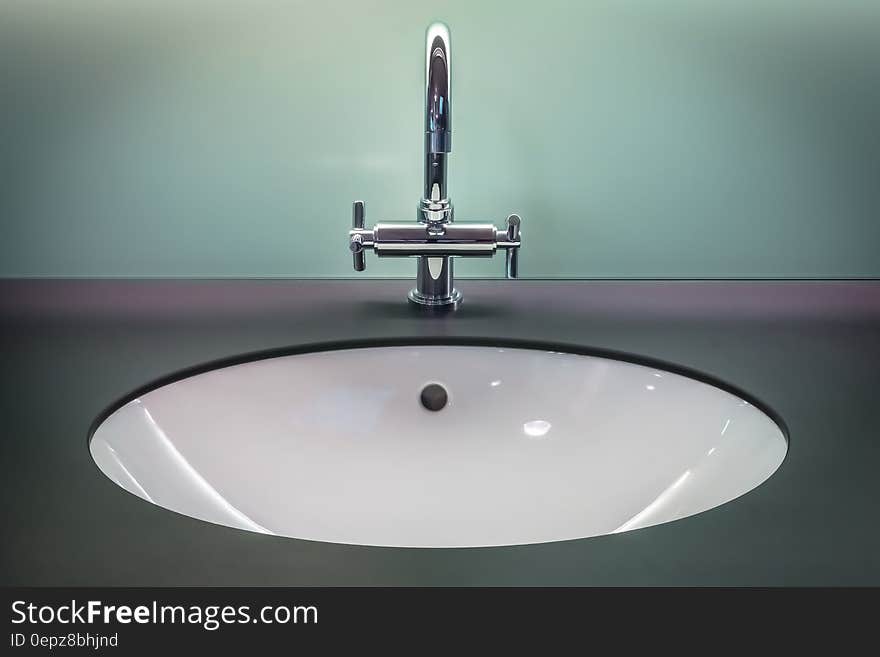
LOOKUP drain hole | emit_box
[420,383,448,412]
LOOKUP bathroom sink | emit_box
[90,344,787,548]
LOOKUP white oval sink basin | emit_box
[90,345,787,548]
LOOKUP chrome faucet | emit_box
[348,22,522,310]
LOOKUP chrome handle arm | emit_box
[350,200,367,271]
[505,214,521,279]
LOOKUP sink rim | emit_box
[87,336,790,450]
[86,337,790,547]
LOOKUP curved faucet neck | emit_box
[424,22,452,207]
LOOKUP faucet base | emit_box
[409,255,461,309]
[407,287,462,310]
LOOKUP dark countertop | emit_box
[1,279,879,586]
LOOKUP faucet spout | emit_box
[425,22,452,154]
[424,22,452,204]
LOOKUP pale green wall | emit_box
[1,0,878,278]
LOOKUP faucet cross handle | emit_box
[505,214,521,279]
[350,200,367,271]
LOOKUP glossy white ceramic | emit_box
[90,346,787,548]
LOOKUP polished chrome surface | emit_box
[351,200,366,272]
[374,223,498,256]
[347,22,523,309]
[505,215,521,279]
[424,22,452,198]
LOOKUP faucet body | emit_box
[348,22,522,309]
